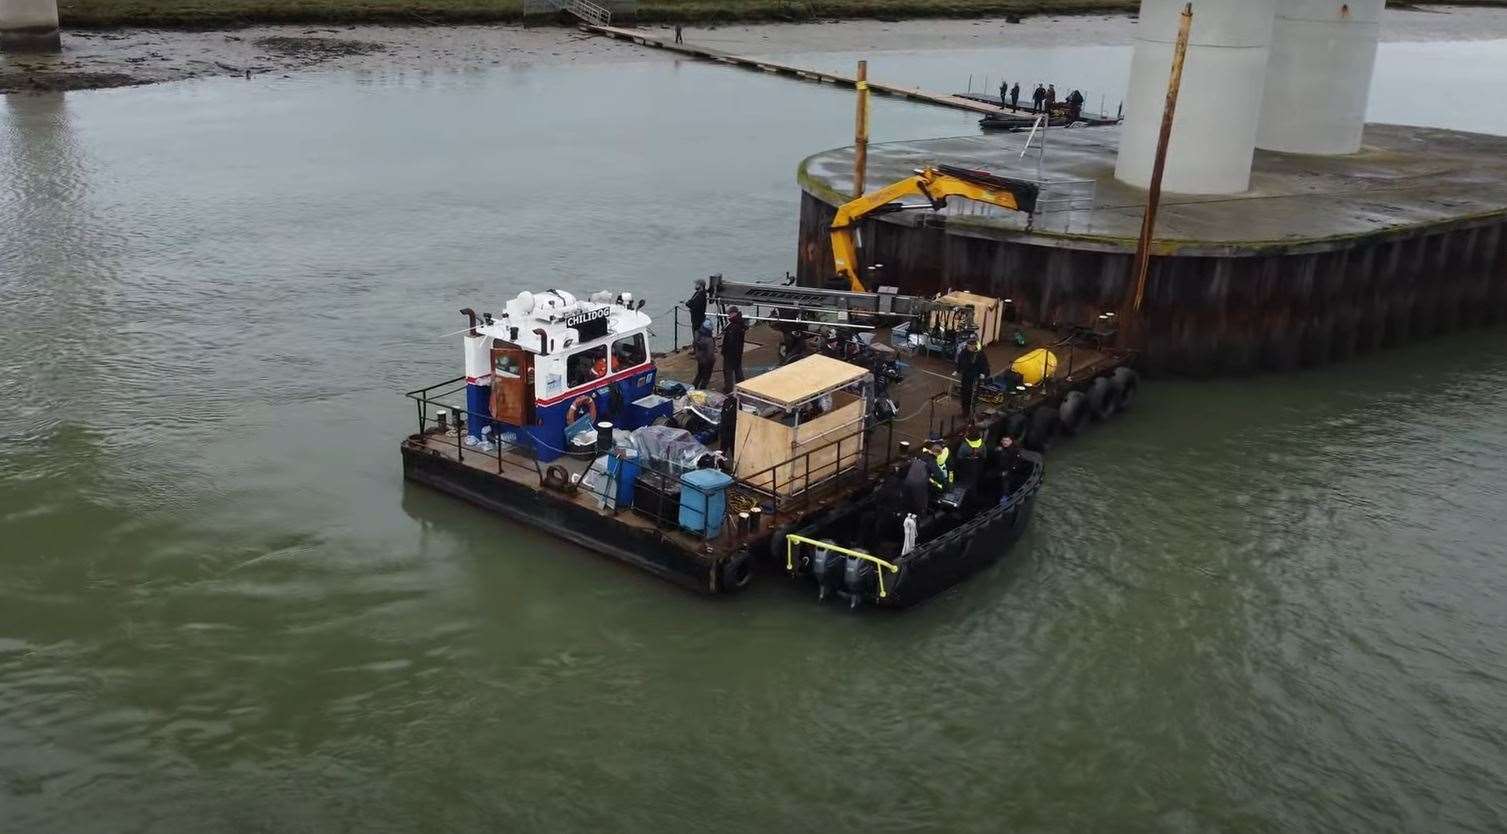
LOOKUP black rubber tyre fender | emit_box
[1058,390,1089,436]
[1111,367,1139,412]
[720,549,754,592]
[1024,405,1058,452]
[1004,412,1029,442]
[1086,376,1116,421]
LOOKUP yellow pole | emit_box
[854,59,870,198]
[1129,3,1193,316]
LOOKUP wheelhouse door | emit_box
[489,345,532,426]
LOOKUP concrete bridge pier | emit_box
[1115,0,1280,195]
[0,0,60,52]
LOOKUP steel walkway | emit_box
[581,24,1005,116]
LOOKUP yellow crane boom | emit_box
[830,164,1040,293]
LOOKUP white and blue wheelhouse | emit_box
[460,290,670,462]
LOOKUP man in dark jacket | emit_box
[720,307,748,393]
[685,278,708,335]
[952,424,987,489]
[999,80,1010,108]
[1066,89,1085,121]
[1046,84,1058,113]
[1010,82,1021,110]
[692,321,716,390]
[719,394,738,458]
[955,336,991,416]
[1032,84,1046,113]
[975,435,1020,507]
[902,455,931,517]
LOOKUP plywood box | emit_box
[733,392,866,497]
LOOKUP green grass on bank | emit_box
[55,0,1507,29]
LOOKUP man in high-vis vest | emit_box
[926,440,951,495]
[952,425,987,489]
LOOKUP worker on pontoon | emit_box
[692,320,716,390]
[1067,89,1086,121]
[720,307,748,393]
[955,336,991,416]
[685,278,708,334]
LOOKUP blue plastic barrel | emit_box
[607,451,640,510]
[679,469,734,538]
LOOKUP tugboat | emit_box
[402,289,759,593]
[450,289,668,462]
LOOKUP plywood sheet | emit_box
[735,354,868,409]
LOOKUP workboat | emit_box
[781,450,1045,608]
[400,275,1138,610]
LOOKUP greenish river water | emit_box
[3,38,1506,833]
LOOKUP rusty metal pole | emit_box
[1128,3,1194,322]
[854,59,870,198]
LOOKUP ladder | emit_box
[564,0,611,25]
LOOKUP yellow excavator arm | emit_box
[830,164,1040,293]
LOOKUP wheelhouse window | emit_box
[566,345,608,388]
[493,352,521,379]
[611,333,647,372]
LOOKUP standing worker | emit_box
[1046,84,1058,115]
[1032,83,1046,113]
[951,424,987,489]
[1066,88,1085,121]
[720,307,748,393]
[926,440,951,499]
[692,320,716,390]
[999,79,1010,108]
[903,452,931,517]
[674,24,684,44]
[955,335,991,417]
[719,393,738,459]
[685,278,708,335]
[1010,82,1021,110]
[977,434,1020,506]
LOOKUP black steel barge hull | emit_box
[401,438,733,594]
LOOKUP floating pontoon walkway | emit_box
[581,24,1005,116]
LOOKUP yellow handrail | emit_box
[785,533,900,599]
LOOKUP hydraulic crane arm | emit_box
[829,164,1040,293]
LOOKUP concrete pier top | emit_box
[797,123,1507,257]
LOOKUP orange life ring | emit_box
[566,394,597,425]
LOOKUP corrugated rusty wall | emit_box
[797,190,1507,375]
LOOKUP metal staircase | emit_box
[564,0,612,24]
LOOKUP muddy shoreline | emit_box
[4,5,1507,95]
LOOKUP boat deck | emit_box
[655,321,1120,453]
